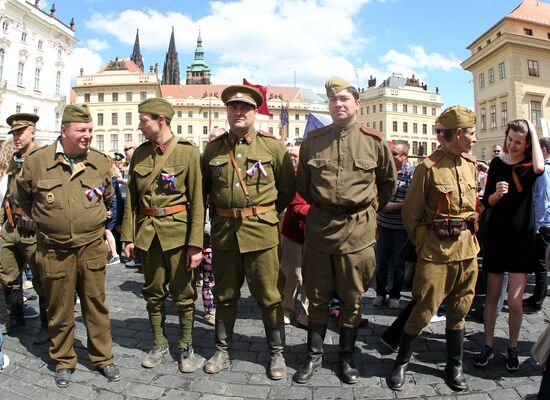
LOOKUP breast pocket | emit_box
[434,184,454,215]
[36,178,64,209]
[352,158,377,184]
[80,178,105,209]
[160,163,187,193]
[133,164,153,190]
[307,158,333,186]
[208,158,230,188]
[245,154,274,186]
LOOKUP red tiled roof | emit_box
[160,84,302,102]
[508,0,550,27]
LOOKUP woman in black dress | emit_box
[474,119,544,371]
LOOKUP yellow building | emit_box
[357,73,443,157]
[462,0,550,161]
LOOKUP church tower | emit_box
[162,27,180,84]
[130,29,144,72]
[186,30,211,85]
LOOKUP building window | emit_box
[111,112,118,126]
[203,126,208,135]
[412,141,418,155]
[392,121,398,132]
[112,92,118,102]
[379,103,383,112]
[84,93,91,103]
[38,40,43,50]
[140,91,147,101]
[295,114,299,120]
[481,108,487,130]
[501,101,508,126]
[269,127,274,134]
[379,121,383,132]
[432,107,436,116]
[125,112,132,126]
[422,106,427,115]
[490,105,496,129]
[17,62,24,86]
[392,103,398,112]
[366,122,370,127]
[177,111,182,118]
[373,104,376,113]
[482,147,487,160]
[373,121,377,130]
[96,135,104,151]
[33,68,40,91]
[2,20,8,32]
[403,122,408,133]
[531,100,542,127]
[488,68,495,84]
[413,123,418,134]
[203,112,208,119]
[528,60,540,77]
[403,104,408,113]
[360,107,364,115]
[98,92,104,102]
[479,73,485,88]
[431,142,437,153]
[140,134,146,143]
[16,105,21,113]
[97,113,104,126]
[177,125,182,134]
[499,62,505,79]
[187,125,193,134]
[33,107,38,115]
[295,127,300,136]
[413,105,418,114]
[55,71,61,96]
[422,124,427,134]
[0,48,4,80]
[110,134,118,151]
[366,106,370,114]
[21,31,27,42]
[125,133,133,143]
[214,111,219,119]
[524,28,533,36]
[188,111,193,118]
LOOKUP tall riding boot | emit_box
[387,333,417,391]
[3,287,25,333]
[339,326,360,384]
[380,300,416,352]
[293,324,327,384]
[33,296,50,344]
[265,325,287,380]
[444,328,467,391]
[204,319,234,374]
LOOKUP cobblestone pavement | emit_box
[0,262,546,399]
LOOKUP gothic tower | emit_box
[162,27,180,85]
[130,29,144,72]
[186,30,211,85]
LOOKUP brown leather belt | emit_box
[139,204,187,217]
[216,203,275,218]
[12,207,22,216]
[314,203,369,217]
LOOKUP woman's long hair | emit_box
[0,140,16,178]
[503,119,532,160]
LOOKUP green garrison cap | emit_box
[325,76,355,98]
[221,85,263,108]
[6,113,39,134]
[439,105,476,130]
[62,104,92,123]
[138,98,175,120]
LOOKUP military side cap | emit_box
[62,104,92,123]
[439,105,476,129]
[138,98,175,120]
[221,85,263,108]
[114,152,124,161]
[325,76,355,98]
[6,113,39,134]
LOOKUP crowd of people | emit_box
[0,76,548,400]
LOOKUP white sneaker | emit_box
[430,314,446,323]
[388,298,400,309]
[283,314,291,325]
[373,295,384,307]
[0,354,9,370]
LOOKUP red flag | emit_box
[243,78,272,117]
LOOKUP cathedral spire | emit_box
[130,29,144,72]
[162,27,180,84]
[186,29,211,85]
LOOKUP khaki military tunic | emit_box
[296,122,396,327]
[17,140,115,370]
[202,129,295,325]
[402,146,479,334]
[121,135,204,349]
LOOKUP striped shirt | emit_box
[376,162,414,230]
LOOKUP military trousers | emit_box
[0,226,43,298]
[36,236,114,370]
[212,245,284,326]
[140,236,196,349]
[303,244,376,328]
[404,258,478,335]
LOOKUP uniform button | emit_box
[238,168,242,172]
[237,154,242,158]
[340,167,344,171]
[235,183,240,187]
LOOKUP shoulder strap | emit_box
[138,136,179,202]
[224,138,251,205]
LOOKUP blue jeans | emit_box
[0,330,4,367]
[375,226,408,299]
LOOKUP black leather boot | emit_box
[204,319,234,374]
[444,328,467,391]
[3,287,25,334]
[339,326,360,384]
[265,325,287,380]
[293,324,327,384]
[380,300,416,352]
[387,333,417,391]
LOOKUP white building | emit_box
[0,0,76,142]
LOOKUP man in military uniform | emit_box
[121,98,205,373]
[0,113,49,344]
[294,77,396,385]
[387,106,479,392]
[201,85,295,380]
[17,105,120,388]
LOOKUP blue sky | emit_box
[44,0,528,108]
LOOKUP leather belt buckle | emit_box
[232,208,242,218]
[156,207,167,217]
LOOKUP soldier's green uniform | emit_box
[0,113,48,341]
[16,105,119,386]
[202,85,296,380]
[295,77,396,385]
[121,98,204,372]
[388,105,479,392]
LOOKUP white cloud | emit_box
[379,45,461,74]
[85,39,109,52]
[69,48,104,81]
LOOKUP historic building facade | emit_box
[0,0,76,141]
[357,73,443,157]
[462,0,550,161]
